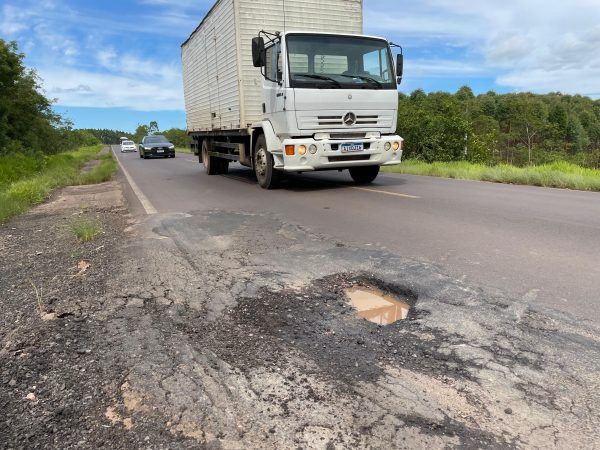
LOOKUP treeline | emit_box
[0,40,100,156]
[398,87,600,168]
[80,129,132,144]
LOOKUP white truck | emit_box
[181,0,404,189]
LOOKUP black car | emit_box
[139,135,176,159]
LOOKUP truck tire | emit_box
[253,135,281,189]
[349,166,380,184]
[202,139,219,175]
[218,159,229,174]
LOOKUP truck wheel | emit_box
[349,166,380,184]
[202,140,219,175]
[218,159,229,174]
[253,135,280,189]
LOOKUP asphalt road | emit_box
[112,146,600,323]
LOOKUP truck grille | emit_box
[296,110,394,130]
[318,115,379,126]
[328,155,371,162]
[329,133,367,139]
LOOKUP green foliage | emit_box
[0,145,117,223]
[163,128,191,148]
[398,87,600,169]
[383,160,600,191]
[133,124,150,144]
[79,129,132,144]
[0,39,100,156]
[69,219,103,242]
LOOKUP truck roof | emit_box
[181,0,222,48]
[181,0,369,48]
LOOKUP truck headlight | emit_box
[309,144,317,154]
[298,145,307,155]
[384,142,392,151]
[392,142,400,151]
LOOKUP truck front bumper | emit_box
[275,136,403,172]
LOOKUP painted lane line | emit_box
[349,186,420,199]
[111,147,158,215]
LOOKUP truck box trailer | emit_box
[181,0,404,188]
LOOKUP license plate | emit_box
[340,142,364,153]
[156,149,164,153]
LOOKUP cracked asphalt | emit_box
[1,149,599,448]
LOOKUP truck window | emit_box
[265,44,282,82]
[289,53,309,73]
[286,34,396,90]
[364,49,390,81]
[314,55,348,75]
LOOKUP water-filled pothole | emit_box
[345,286,411,325]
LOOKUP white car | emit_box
[120,140,136,152]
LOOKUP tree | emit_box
[148,121,159,135]
[133,124,150,143]
[0,39,98,154]
[163,128,191,148]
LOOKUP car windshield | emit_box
[286,34,396,90]
[122,140,134,145]
[145,136,169,144]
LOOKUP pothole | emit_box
[345,285,411,325]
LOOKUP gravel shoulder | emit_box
[1,178,599,449]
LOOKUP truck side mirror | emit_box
[396,53,404,85]
[252,37,265,67]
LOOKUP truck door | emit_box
[263,42,286,133]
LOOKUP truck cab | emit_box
[249,31,403,188]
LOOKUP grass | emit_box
[0,145,117,224]
[176,146,193,154]
[69,218,103,242]
[29,280,44,316]
[382,160,600,192]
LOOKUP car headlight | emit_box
[144,147,151,150]
[384,142,392,151]
[309,144,317,154]
[169,145,175,149]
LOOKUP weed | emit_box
[29,280,44,315]
[69,219,103,243]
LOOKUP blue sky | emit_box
[2,0,599,131]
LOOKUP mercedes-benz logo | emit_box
[343,112,357,126]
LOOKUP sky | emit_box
[1,0,599,132]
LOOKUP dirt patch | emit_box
[81,159,102,173]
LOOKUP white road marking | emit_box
[111,146,158,215]
[349,186,420,199]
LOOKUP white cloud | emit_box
[366,0,600,95]
[1,0,187,110]
[39,66,183,111]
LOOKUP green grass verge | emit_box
[176,147,193,154]
[69,218,103,242]
[382,160,600,192]
[0,145,117,224]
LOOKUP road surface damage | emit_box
[1,181,599,448]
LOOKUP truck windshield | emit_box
[286,34,396,90]
[145,136,169,143]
